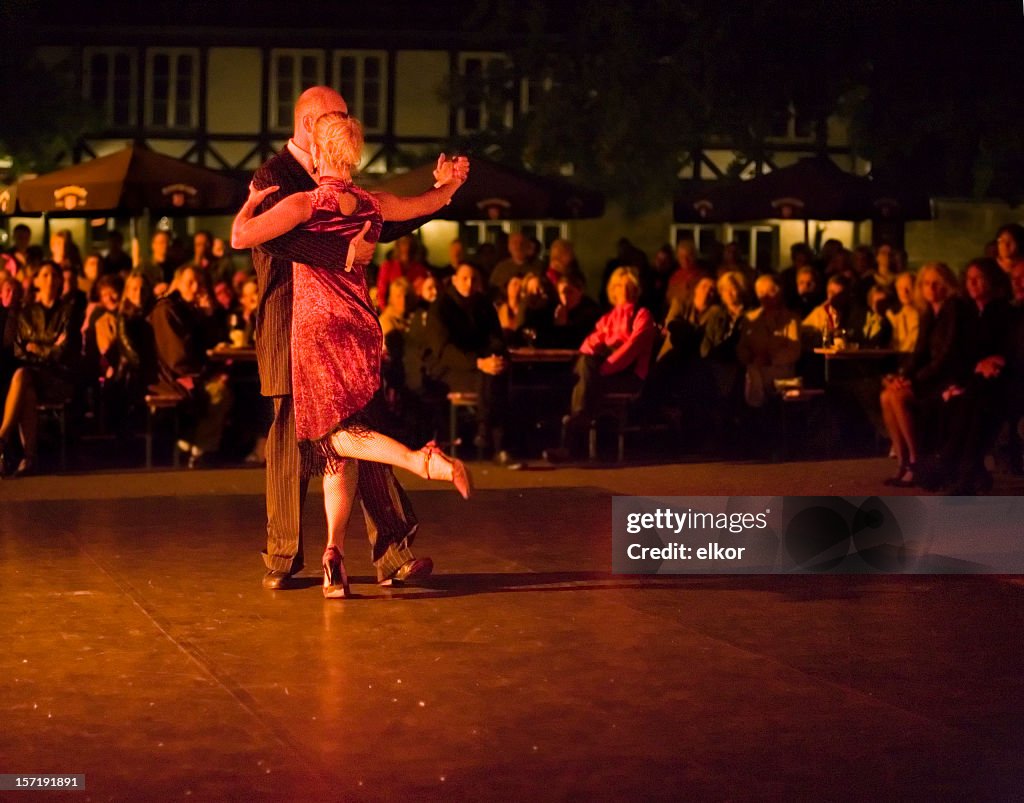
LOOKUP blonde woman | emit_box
[232,112,471,597]
[879,262,969,486]
[886,271,920,353]
[569,266,657,424]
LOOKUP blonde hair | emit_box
[717,270,748,299]
[607,266,640,304]
[313,112,363,172]
[914,261,958,310]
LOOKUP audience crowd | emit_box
[1,219,1023,494]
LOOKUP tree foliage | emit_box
[449,0,1023,212]
[0,2,96,178]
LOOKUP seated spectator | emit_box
[0,262,80,476]
[640,243,676,319]
[490,232,543,293]
[544,238,582,290]
[83,274,123,384]
[426,263,512,460]
[779,242,815,307]
[665,238,703,308]
[379,276,411,394]
[17,245,45,302]
[701,272,750,409]
[887,272,920,353]
[496,273,524,339]
[801,274,855,348]
[658,275,718,364]
[402,274,441,439]
[737,275,801,408]
[212,279,241,343]
[872,243,901,293]
[546,273,601,350]
[995,223,1024,276]
[562,267,657,438]
[148,265,234,468]
[517,273,557,344]
[50,229,82,275]
[7,223,32,271]
[190,230,214,273]
[114,270,156,413]
[1011,261,1024,306]
[377,235,429,310]
[925,258,1013,493]
[791,265,825,320]
[1,276,24,389]
[210,237,237,284]
[433,238,464,285]
[79,252,106,298]
[879,262,970,486]
[237,278,259,347]
[716,241,754,285]
[648,274,718,411]
[140,230,175,287]
[852,285,894,349]
[104,230,134,277]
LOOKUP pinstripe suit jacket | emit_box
[251,147,428,397]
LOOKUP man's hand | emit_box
[345,220,375,270]
[245,182,279,212]
[476,355,507,375]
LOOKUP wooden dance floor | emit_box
[1,463,1022,800]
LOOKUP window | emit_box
[518,221,567,250]
[457,53,514,134]
[334,51,387,133]
[671,224,719,256]
[460,220,513,252]
[84,48,137,128]
[269,50,325,130]
[520,74,553,115]
[725,224,778,272]
[147,49,199,129]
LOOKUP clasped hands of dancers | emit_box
[233,110,472,598]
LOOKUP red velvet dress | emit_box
[292,176,384,475]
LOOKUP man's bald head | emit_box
[293,86,348,148]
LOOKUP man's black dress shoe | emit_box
[262,570,296,590]
[380,557,433,586]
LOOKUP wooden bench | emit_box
[446,391,481,459]
[144,394,184,468]
[36,401,69,471]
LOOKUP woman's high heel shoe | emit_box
[883,462,916,487]
[322,546,350,599]
[422,441,473,499]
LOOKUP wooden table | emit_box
[813,347,900,383]
[508,348,579,364]
[207,346,257,363]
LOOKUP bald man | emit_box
[252,86,432,590]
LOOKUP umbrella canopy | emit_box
[16,145,247,215]
[674,157,932,223]
[371,156,604,221]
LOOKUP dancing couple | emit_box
[235,86,471,598]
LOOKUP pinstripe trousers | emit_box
[262,394,419,580]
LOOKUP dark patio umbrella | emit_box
[371,156,604,221]
[16,145,247,216]
[674,157,932,224]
